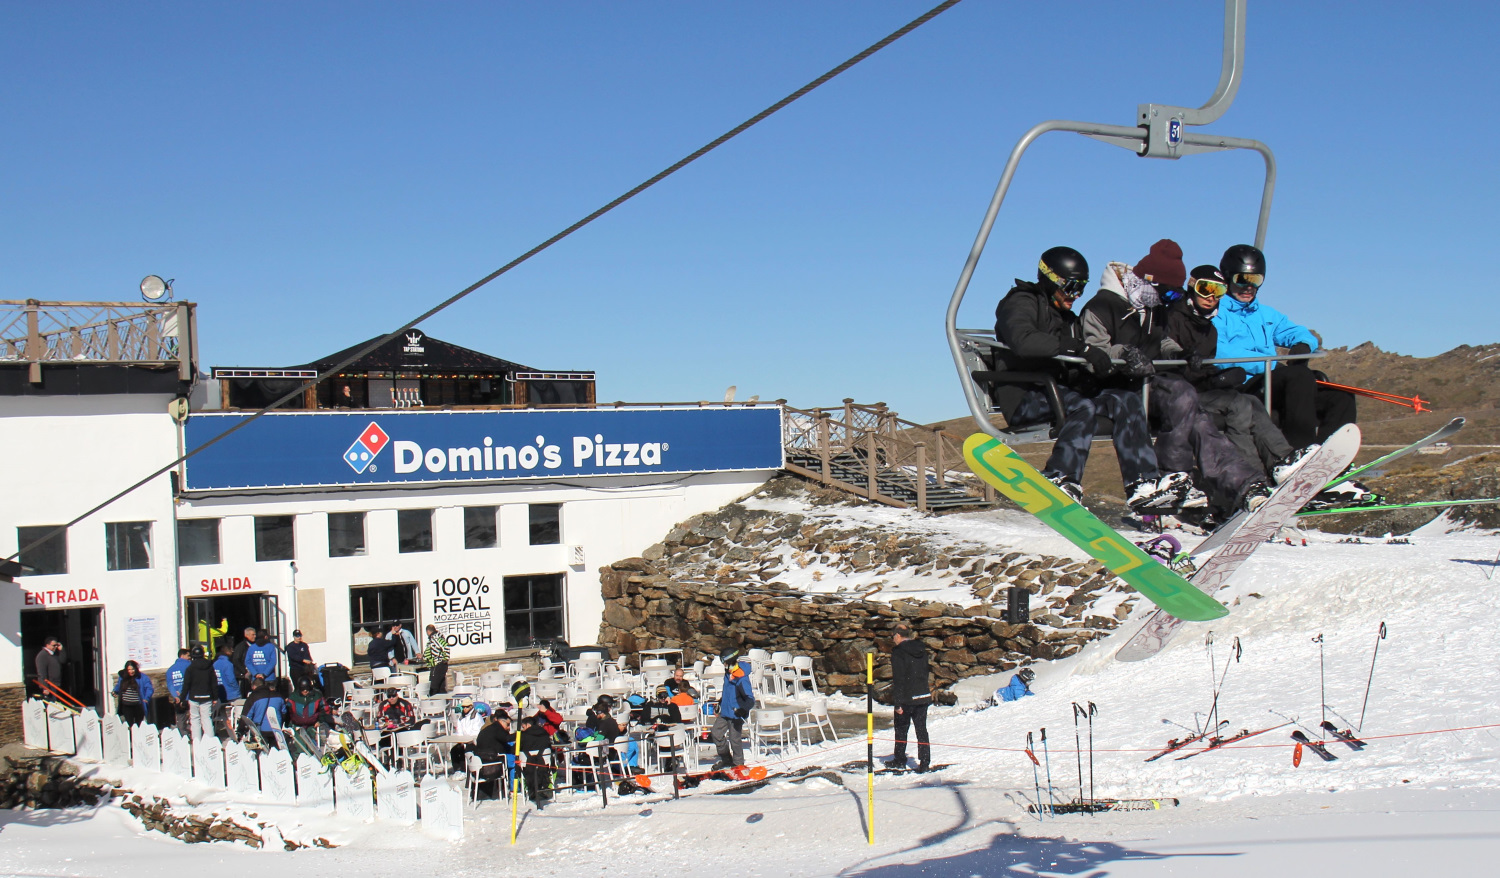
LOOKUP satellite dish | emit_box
[140,275,171,302]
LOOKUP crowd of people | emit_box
[991,241,1373,524]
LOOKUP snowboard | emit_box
[963,434,1228,622]
[1115,425,1361,662]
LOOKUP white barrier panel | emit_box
[47,707,76,754]
[377,770,417,825]
[296,756,334,810]
[102,713,132,766]
[262,748,296,804]
[336,766,373,822]
[419,774,462,840]
[195,738,226,788]
[74,709,104,762]
[23,700,50,749]
[225,742,257,795]
[160,727,192,779]
[131,723,160,772]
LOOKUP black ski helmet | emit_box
[1037,246,1089,294]
[1219,244,1266,280]
[1018,667,1035,684]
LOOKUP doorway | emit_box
[185,594,284,658]
[21,606,104,710]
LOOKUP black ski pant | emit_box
[1150,373,1265,508]
[1011,386,1159,486]
[891,703,930,769]
[427,661,448,696]
[1243,365,1357,449]
[1197,388,1293,475]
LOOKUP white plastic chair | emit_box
[371,666,392,683]
[788,655,818,697]
[769,652,795,697]
[394,729,429,775]
[479,671,504,689]
[466,751,506,807]
[496,662,524,677]
[798,697,838,745]
[750,709,795,758]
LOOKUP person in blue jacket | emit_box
[165,647,192,732]
[112,660,155,726]
[214,643,242,702]
[1210,245,1358,449]
[242,676,288,749]
[710,647,755,771]
[244,631,280,680]
[994,667,1035,704]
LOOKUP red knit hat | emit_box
[1133,239,1186,290]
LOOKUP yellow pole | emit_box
[866,651,875,845]
[510,715,523,845]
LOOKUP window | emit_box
[397,509,433,553]
[177,519,221,566]
[105,521,153,571]
[349,583,417,666]
[503,574,565,649]
[328,512,366,558]
[464,506,497,549]
[17,525,67,576]
[254,515,295,562]
[528,504,561,545]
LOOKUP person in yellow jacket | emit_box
[197,617,229,656]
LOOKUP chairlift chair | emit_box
[944,0,1276,444]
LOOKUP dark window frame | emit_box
[254,515,296,562]
[105,521,153,571]
[463,506,498,550]
[397,508,433,554]
[528,504,561,546]
[17,525,68,576]
[328,511,367,558]
[176,518,221,567]
[503,573,566,649]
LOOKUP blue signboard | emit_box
[183,407,785,491]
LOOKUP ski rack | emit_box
[944,0,1277,442]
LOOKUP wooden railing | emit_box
[0,299,197,383]
[782,399,991,511]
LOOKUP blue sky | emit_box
[3,2,1495,425]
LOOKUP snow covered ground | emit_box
[6,512,1500,876]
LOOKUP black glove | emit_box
[1119,345,1155,377]
[1081,345,1115,378]
[1185,349,1204,374]
[734,707,749,720]
[1287,341,1313,369]
[1057,335,1086,356]
[1210,366,1247,389]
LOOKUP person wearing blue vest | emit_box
[245,631,280,680]
[710,647,755,771]
[214,643,242,702]
[166,647,192,732]
[994,668,1036,703]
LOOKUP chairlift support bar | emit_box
[944,0,1276,442]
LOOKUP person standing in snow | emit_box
[885,624,932,772]
[710,647,755,771]
[285,629,315,688]
[992,246,1186,512]
[166,647,192,733]
[423,624,450,695]
[181,645,219,742]
[112,660,154,726]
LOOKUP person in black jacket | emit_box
[517,716,553,807]
[884,624,932,772]
[1084,242,1270,517]
[1167,266,1311,483]
[34,638,63,699]
[285,629,315,688]
[230,626,257,693]
[181,646,220,742]
[993,246,1183,511]
[472,712,514,799]
[364,630,393,673]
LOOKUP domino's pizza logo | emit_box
[344,422,390,474]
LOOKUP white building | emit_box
[1,302,780,724]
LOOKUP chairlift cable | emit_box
[5,0,966,565]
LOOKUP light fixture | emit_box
[140,275,174,303]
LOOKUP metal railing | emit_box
[782,399,988,511]
[0,299,198,383]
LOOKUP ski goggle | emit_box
[1229,272,1264,290]
[1191,277,1228,299]
[1039,260,1087,296]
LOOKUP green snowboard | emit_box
[963,434,1227,622]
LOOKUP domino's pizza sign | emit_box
[183,406,784,492]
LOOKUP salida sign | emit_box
[196,576,256,593]
[430,576,493,648]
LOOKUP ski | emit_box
[1143,720,1228,762]
[1174,721,1291,760]
[1319,721,1367,750]
[1115,425,1361,662]
[1031,797,1179,814]
[1297,497,1500,517]
[338,710,392,776]
[963,434,1228,622]
[1290,730,1338,762]
[1322,417,1464,492]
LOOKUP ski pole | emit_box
[1026,731,1042,821]
[1357,622,1387,732]
[1205,632,1217,725]
[1163,717,1197,737]
[1312,634,1326,740]
[1206,637,1241,731]
[1040,727,1055,817]
[1087,702,1097,805]
[1315,380,1430,413]
[1072,703,1085,804]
